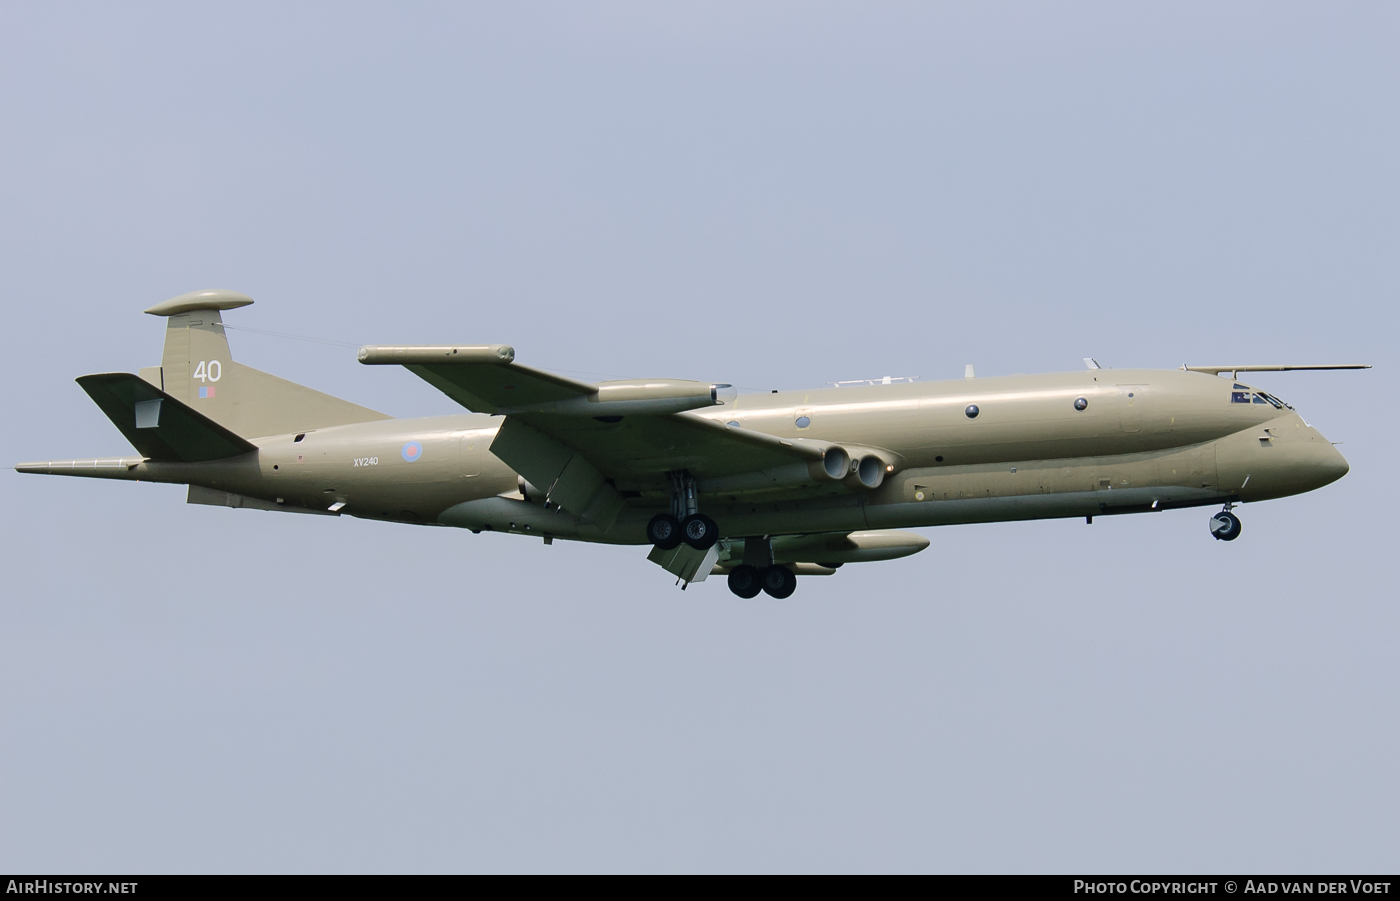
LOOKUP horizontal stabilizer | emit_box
[77,373,258,463]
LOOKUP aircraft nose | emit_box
[1317,442,1350,486]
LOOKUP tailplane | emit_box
[76,372,257,462]
[141,289,391,439]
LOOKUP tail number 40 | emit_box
[193,360,222,382]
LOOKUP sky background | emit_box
[1,1,1396,874]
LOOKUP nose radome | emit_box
[1319,442,1350,486]
[1297,421,1350,490]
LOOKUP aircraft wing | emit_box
[360,345,834,526]
[507,408,823,480]
[358,344,594,413]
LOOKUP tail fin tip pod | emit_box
[144,289,254,317]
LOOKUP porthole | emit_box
[935,456,944,463]
[726,421,740,428]
[795,416,811,429]
[965,404,979,419]
[1074,397,1088,411]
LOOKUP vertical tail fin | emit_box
[142,290,391,439]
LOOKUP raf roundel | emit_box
[401,441,423,462]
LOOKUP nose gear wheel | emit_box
[1210,510,1242,541]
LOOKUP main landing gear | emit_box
[647,471,719,551]
[646,511,718,550]
[724,535,798,598]
[645,475,800,598]
[1210,505,1242,541]
[727,563,797,599]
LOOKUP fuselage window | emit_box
[795,416,811,429]
[965,404,980,419]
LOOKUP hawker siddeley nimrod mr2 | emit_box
[19,290,1368,598]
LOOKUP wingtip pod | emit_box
[358,344,516,365]
[144,289,254,317]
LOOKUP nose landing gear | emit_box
[1210,506,1242,541]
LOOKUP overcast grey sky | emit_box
[1,2,1396,873]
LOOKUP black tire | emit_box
[727,564,762,599]
[681,513,719,550]
[1210,511,1242,542]
[761,564,797,599]
[647,513,683,550]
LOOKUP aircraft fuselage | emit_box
[26,368,1348,544]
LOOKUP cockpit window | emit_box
[1231,385,1291,410]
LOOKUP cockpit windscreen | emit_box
[1231,384,1292,410]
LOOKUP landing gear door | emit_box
[1118,385,1146,433]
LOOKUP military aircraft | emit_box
[18,290,1367,598]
